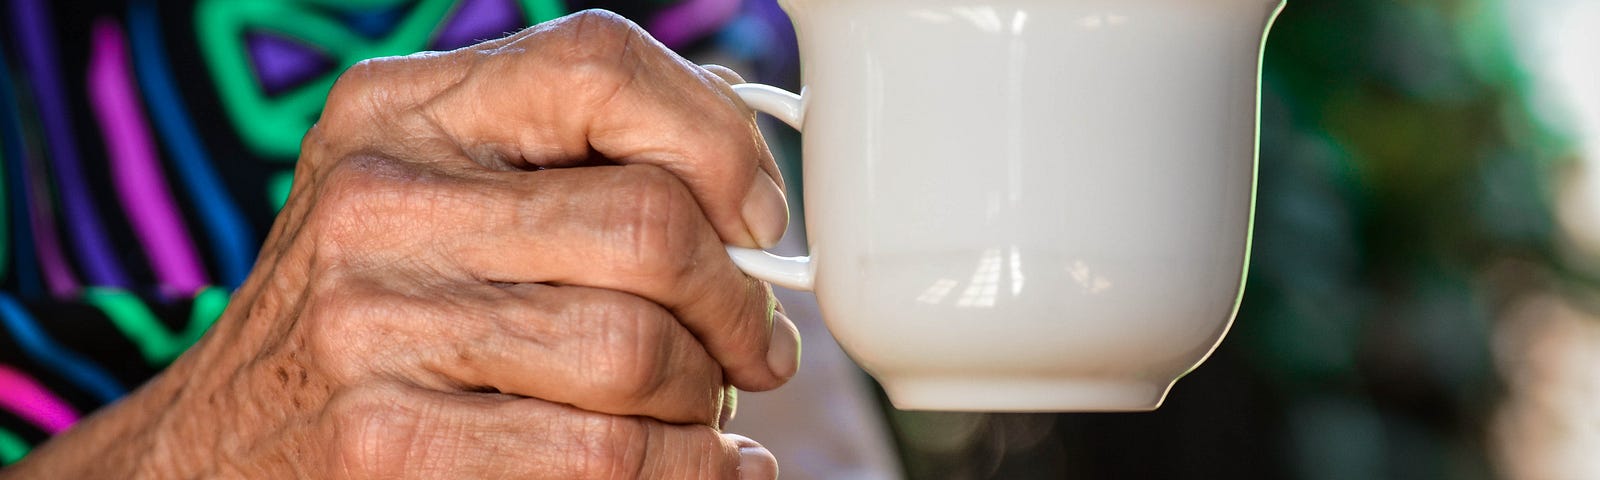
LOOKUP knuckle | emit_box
[610,166,699,280]
[308,155,453,256]
[324,385,419,478]
[319,54,452,146]
[557,9,640,54]
[308,156,399,249]
[573,415,650,480]
[579,297,672,405]
[546,9,644,102]
[565,8,636,33]
[322,58,392,128]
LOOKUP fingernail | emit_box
[737,445,778,480]
[741,170,788,249]
[766,309,801,380]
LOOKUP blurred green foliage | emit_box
[1243,0,1567,477]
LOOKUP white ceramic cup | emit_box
[727,0,1285,411]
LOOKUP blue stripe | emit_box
[130,2,255,287]
[0,293,126,403]
[0,43,43,298]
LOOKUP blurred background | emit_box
[2,0,1598,478]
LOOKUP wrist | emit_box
[1,310,255,478]
[1,365,196,478]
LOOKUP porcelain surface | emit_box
[728,0,1285,411]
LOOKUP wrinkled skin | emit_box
[1,10,798,479]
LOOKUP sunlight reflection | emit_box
[916,279,961,305]
[1068,260,1112,294]
[950,6,1003,33]
[1008,246,1025,297]
[956,248,1004,308]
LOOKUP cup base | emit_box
[881,376,1173,412]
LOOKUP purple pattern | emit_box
[10,0,131,290]
[649,0,741,49]
[245,33,334,94]
[433,0,521,51]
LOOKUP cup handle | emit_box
[725,83,814,292]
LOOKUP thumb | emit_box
[418,10,790,248]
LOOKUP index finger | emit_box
[413,9,789,249]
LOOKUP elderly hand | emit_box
[3,10,797,479]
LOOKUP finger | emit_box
[317,279,726,425]
[725,433,778,480]
[327,384,774,479]
[457,283,729,426]
[307,157,801,391]
[416,10,788,248]
[485,165,800,392]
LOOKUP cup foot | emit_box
[881,376,1172,412]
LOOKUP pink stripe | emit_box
[87,19,208,296]
[0,364,80,434]
[647,0,742,49]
